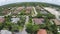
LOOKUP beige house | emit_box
[33,18,44,24]
[53,19,60,25]
[0,17,5,23]
[25,7,33,14]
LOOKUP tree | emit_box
[45,19,58,34]
[32,24,40,34]
[3,22,13,30]
[46,14,55,19]
[26,23,39,34]
[4,15,11,22]
[0,23,3,30]
[39,24,46,29]
[11,24,20,32]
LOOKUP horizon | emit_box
[0,0,60,6]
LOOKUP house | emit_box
[16,7,25,11]
[13,7,24,14]
[40,10,48,14]
[11,18,20,23]
[56,15,60,21]
[26,7,32,11]
[53,19,60,26]
[53,19,60,32]
[0,30,12,34]
[0,17,5,23]
[37,29,47,34]
[12,10,20,15]
[2,9,10,15]
[33,18,44,24]
[25,7,32,14]
[36,6,48,14]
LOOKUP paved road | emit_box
[44,7,60,20]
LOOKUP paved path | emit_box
[25,16,29,24]
[32,7,38,17]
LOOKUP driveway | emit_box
[25,16,29,24]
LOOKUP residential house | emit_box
[37,29,47,34]
[40,10,48,14]
[53,19,60,32]
[0,30,12,34]
[56,15,60,21]
[0,17,5,23]
[53,19,60,26]
[36,6,48,14]
[25,7,32,14]
[11,18,20,23]
[33,18,44,24]
[16,7,25,11]
[12,7,24,14]
[2,9,10,15]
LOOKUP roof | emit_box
[53,19,60,25]
[33,18,44,24]
[40,10,48,14]
[1,30,12,34]
[12,10,19,14]
[25,7,32,14]
[2,9,10,15]
[16,7,24,11]
[12,7,24,14]
[37,29,47,34]
[25,10,31,14]
[26,7,32,11]
[11,18,20,23]
[0,17,5,23]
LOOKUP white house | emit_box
[11,18,20,23]
[0,30,12,34]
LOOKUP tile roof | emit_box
[53,19,60,25]
[12,7,24,14]
[25,10,31,14]
[33,18,44,24]
[16,7,24,11]
[2,9,10,15]
[25,7,32,14]
[37,29,47,34]
[0,17,5,23]
[26,7,32,11]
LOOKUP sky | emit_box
[0,0,60,6]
